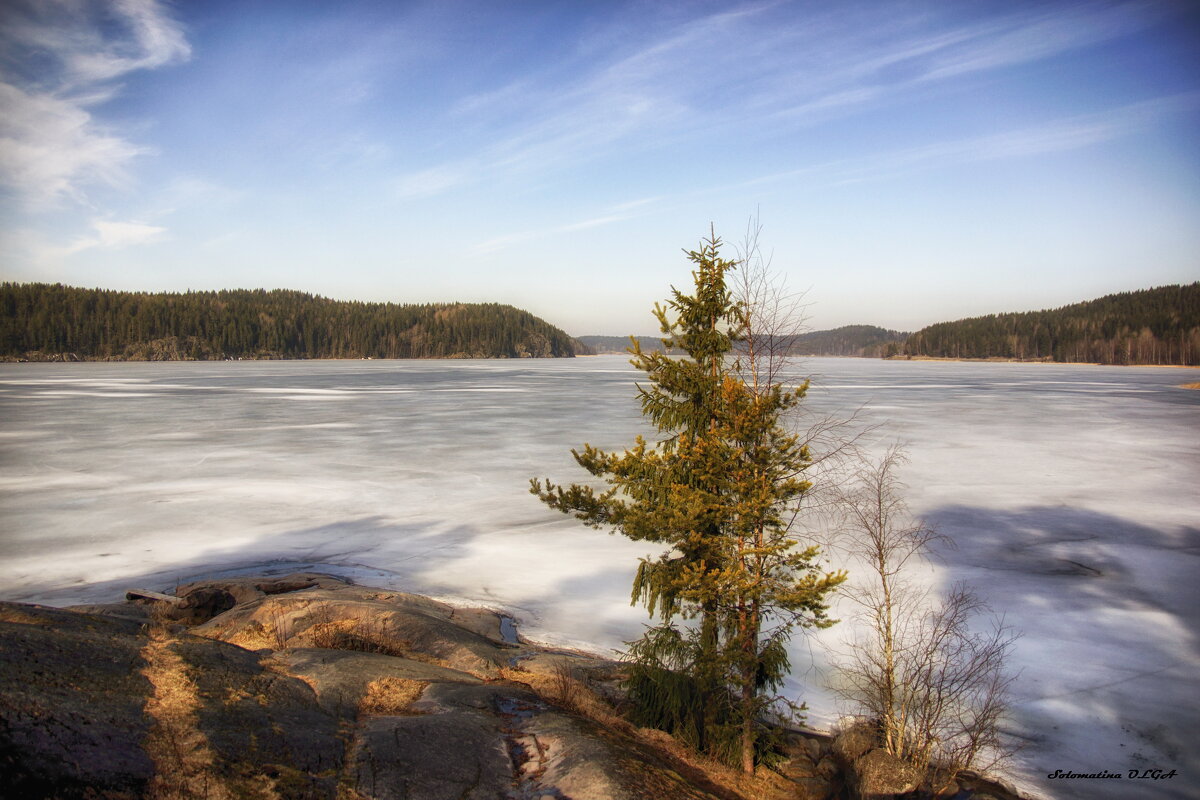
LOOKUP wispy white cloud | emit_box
[158,175,243,210]
[65,0,190,85]
[472,200,655,254]
[402,6,770,198]
[851,92,1198,180]
[758,0,1166,124]
[913,1,1163,85]
[399,1,1172,201]
[557,213,632,233]
[0,82,145,204]
[5,217,168,266]
[608,196,660,214]
[743,92,1200,188]
[471,231,537,254]
[0,0,190,208]
[61,218,167,255]
[394,163,475,199]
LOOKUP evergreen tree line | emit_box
[0,283,583,360]
[576,335,680,354]
[580,325,907,358]
[784,325,908,357]
[901,282,1200,365]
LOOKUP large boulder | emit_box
[402,682,738,800]
[776,731,838,800]
[831,719,878,766]
[275,647,482,717]
[193,584,516,677]
[349,710,512,800]
[852,747,920,798]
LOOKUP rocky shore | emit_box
[0,573,1026,799]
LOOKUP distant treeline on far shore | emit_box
[900,282,1200,365]
[588,283,1200,366]
[3,281,1197,365]
[0,284,583,361]
[578,325,908,359]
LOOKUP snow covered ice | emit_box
[2,356,1197,800]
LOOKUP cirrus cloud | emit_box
[63,218,168,255]
[0,0,190,208]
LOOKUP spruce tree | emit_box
[531,231,845,772]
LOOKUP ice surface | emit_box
[1,356,1198,800]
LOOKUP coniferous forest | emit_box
[579,325,906,358]
[5,281,1198,365]
[786,325,908,357]
[0,284,584,361]
[901,283,1200,365]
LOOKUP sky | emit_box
[1,0,1198,336]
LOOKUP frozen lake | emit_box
[2,356,1198,799]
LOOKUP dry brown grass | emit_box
[147,600,178,630]
[631,726,803,800]
[305,617,361,648]
[219,619,278,651]
[0,606,50,626]
[267,603,293,650]
[358,677,428,715]
[1180,382,1200,390]
[140,630,234,800]
[549,660,583,710]
[497,663,629,732]
[497,661,799,800]
[335,785,370,800]
[305,616,411,658]
[194,604,288,651]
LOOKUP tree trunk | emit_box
[697,606,719,754]
[739,605,761,774]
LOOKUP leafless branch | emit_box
[829,447,1019,791]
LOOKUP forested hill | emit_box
[787,325,907,357]
[578,325,906,357]
[576,335,677,353]
[902,283,1200,365]
[0,283,584,361]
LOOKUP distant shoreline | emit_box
[885,355,1200,369]
[4,352,1199,369]
[0,353,578,364]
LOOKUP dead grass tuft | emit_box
[631,726,800,800]
[550,660,583,710]
[147,601,178,632]
[220,619,278,651]
[336,783,370,800]
[358,677,428,715]
[267,604,292,650]
[140,630,234,800]
[0,607,50,626]
[498,663,631,734]
[305,614,412,658]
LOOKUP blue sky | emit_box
[1,0,1197,336]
